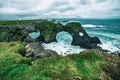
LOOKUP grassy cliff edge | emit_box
[0,42,119,80]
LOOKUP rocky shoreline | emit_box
[0,20,102,59]
[0,19,120,80]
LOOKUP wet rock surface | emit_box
[24,39,57,59]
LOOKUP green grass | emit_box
[0,20,25,27]
[32,53,106,80]
[0,19,42,27]
[38,20,56,39]
[0,42,109,80]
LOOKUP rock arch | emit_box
[37,21,101,49]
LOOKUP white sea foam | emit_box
[42,42,85,56]
[98,40,120,53]
[87,31,120,41]
[82,24,104,28]
[42,31,85,56]
[56,31,73,45]
[87,30,120,53]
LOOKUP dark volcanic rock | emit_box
[65,22,101,49]
[38,20,57,43]
[72,31,101,49]
[0,26,28,42]
[35,50,58,59]
[0,20,102,59]
[90,37,101,44]
[38,21,101,49]
[24,22,39,32]
[25,41,44,56]
[36,35,46,42]
[24,41,57,59]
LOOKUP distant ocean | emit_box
[51,19,120,53]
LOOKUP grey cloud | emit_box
[76,0,90,5]
[96,0,107,3]
[0,0,120,20]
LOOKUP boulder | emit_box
[35,50,58,59]
[24,41,57,59]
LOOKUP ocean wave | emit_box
[98,40,120,53]
[82,24,104,28]
[87,31,120,41]
[86,30,120,53]
[42,42,85,56]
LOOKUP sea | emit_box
[30,19,120,55]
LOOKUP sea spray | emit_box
[42,31,85,56]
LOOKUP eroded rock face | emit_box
[72,32,101,49]
[0,26,28,42]
[0,20,101,59]
[38,21,101,49]
[24,41,57,59]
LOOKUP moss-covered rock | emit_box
[65,22,101,49]
[0,31,11,42]
[38,20,57,42]
[65,22,82,33]
[0,19,101,49]
[0,26,28,42]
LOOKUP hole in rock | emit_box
[29,31,40,39]
[42,31,85,56]
[56,31,73,45]
[79,32,84,37]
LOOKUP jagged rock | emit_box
[67,22,101,49]
[24,41,57,59]
[23,22,39,32]
[0,20,101,49]
[36,35,46,42]
[24,36,35,43]
[25,41,44,56]
[38,20,57,43]
[0,20,102,59]
[0,26,28,42]
[38,21,101,49]
[90,37,101,44]
[35,50,58,59]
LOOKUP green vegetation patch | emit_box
[0,42,109,80]
[38,20,56,39]
[65,22,82,33]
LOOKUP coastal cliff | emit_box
[0,19,119,80]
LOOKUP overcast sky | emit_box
[0,0,120,20]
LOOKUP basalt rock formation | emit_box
[24,40,57,59]
[38,21,101,49]
[0,26,28,42]
[0,20,101,58]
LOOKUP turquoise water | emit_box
[53,19,120,53]
[56,31,73,45]
[42,31,85,55]
[29,32,40,39]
